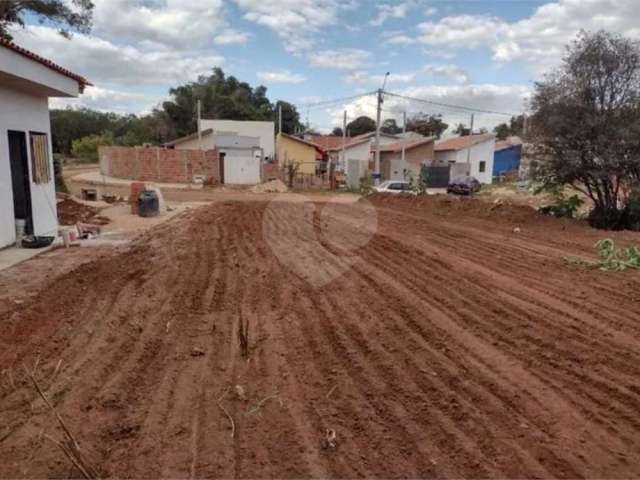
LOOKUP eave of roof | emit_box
[377,136,436,154]
[164,129,214,146]
[0,39,92,92]
[434,133,495,152]
[279,133,323,151]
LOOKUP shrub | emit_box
[71,131,114,163]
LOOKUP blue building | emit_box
[493,141,522,177]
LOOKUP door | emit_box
[8,131,33,235]
[224,152,261,184]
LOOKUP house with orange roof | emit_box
[434,133,496,184]
[0,39,90,248]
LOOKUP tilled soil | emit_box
[1,195,640,479]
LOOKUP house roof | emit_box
[0,39,92,92]
[310,135,370,151]
[164,129,213,146]
[352,131,399,141]
[434,133,495,152]
[279,133,323,151]
[495,140,522,152]
[377,137,436,154]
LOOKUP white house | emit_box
[434,133,496,184]
[165,129,263,184]
[199,120,275,161]
[0,39,89,249]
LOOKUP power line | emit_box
[383,91,518,117]
[295,91,377,110]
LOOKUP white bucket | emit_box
[15,219,26,244]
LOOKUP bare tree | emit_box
[530,30,640,230]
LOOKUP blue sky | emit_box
[12,0,640,132]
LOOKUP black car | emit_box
[447,176,481,195]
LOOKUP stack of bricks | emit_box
[99,146,220,184]
[130,182,146,215]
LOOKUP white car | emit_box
[374,180,413,194]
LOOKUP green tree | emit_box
[346,116,376,136]
[453,123,471,136]
[0,0,93,41]
[380,119,402,134]
[406,113,448,138]
[493,115,525,139]
[71,131,114,163]
[530,30,640,230]
[275,100,303,134]
[331,127,343,136]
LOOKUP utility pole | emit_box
[465,113,475,167]
[341,110,347,169]
[197,99,202,150]
[374,88,383,186]
[522,113,528,137]
[278,103,282,135]
[374,72,389,186]
[401,111,406,174]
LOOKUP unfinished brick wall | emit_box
[99,146,220,184]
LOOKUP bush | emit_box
[71,131,114,163]
[53,154,68,193]
[539,193,584,218]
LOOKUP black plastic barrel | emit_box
[138,190,160,217]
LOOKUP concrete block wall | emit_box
[99,146,220,184]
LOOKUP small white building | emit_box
[0,40,89,249]
[199,120,275,161]
[434,133,496,184]
[166,129,263,184]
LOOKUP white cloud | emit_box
[417,0,640,71]
[418,15,506,48]
[257,70,307,83]
[382,30,414,45]
[12,26,224,86]
[423,64,470,84]
[214,29,251,46]
[50,86,160,114]
[91,0,227,49]
[330,84,531,131]
[370,3,409,26]
[345,71,416,85]
[233,0,342,53]
[309,48,371,70]
[425,7,437,17]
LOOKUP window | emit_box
[389,183,403,190]
[479,161,486,173]
[29,132,51,184]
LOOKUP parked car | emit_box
[447,176,481,195]
[374,180,413,194]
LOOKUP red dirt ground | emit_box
[1,194,640,479]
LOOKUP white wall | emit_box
[455,139,495,184]
[0,85,58,248]
[173,134,215,150]
[434,139,495,184]
[200,120,275,160]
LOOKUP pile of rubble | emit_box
[250,179,289,194]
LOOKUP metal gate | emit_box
[425,166,450,188]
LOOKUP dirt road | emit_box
[1,194,640,478]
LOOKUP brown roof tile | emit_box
[434,133,495,152]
